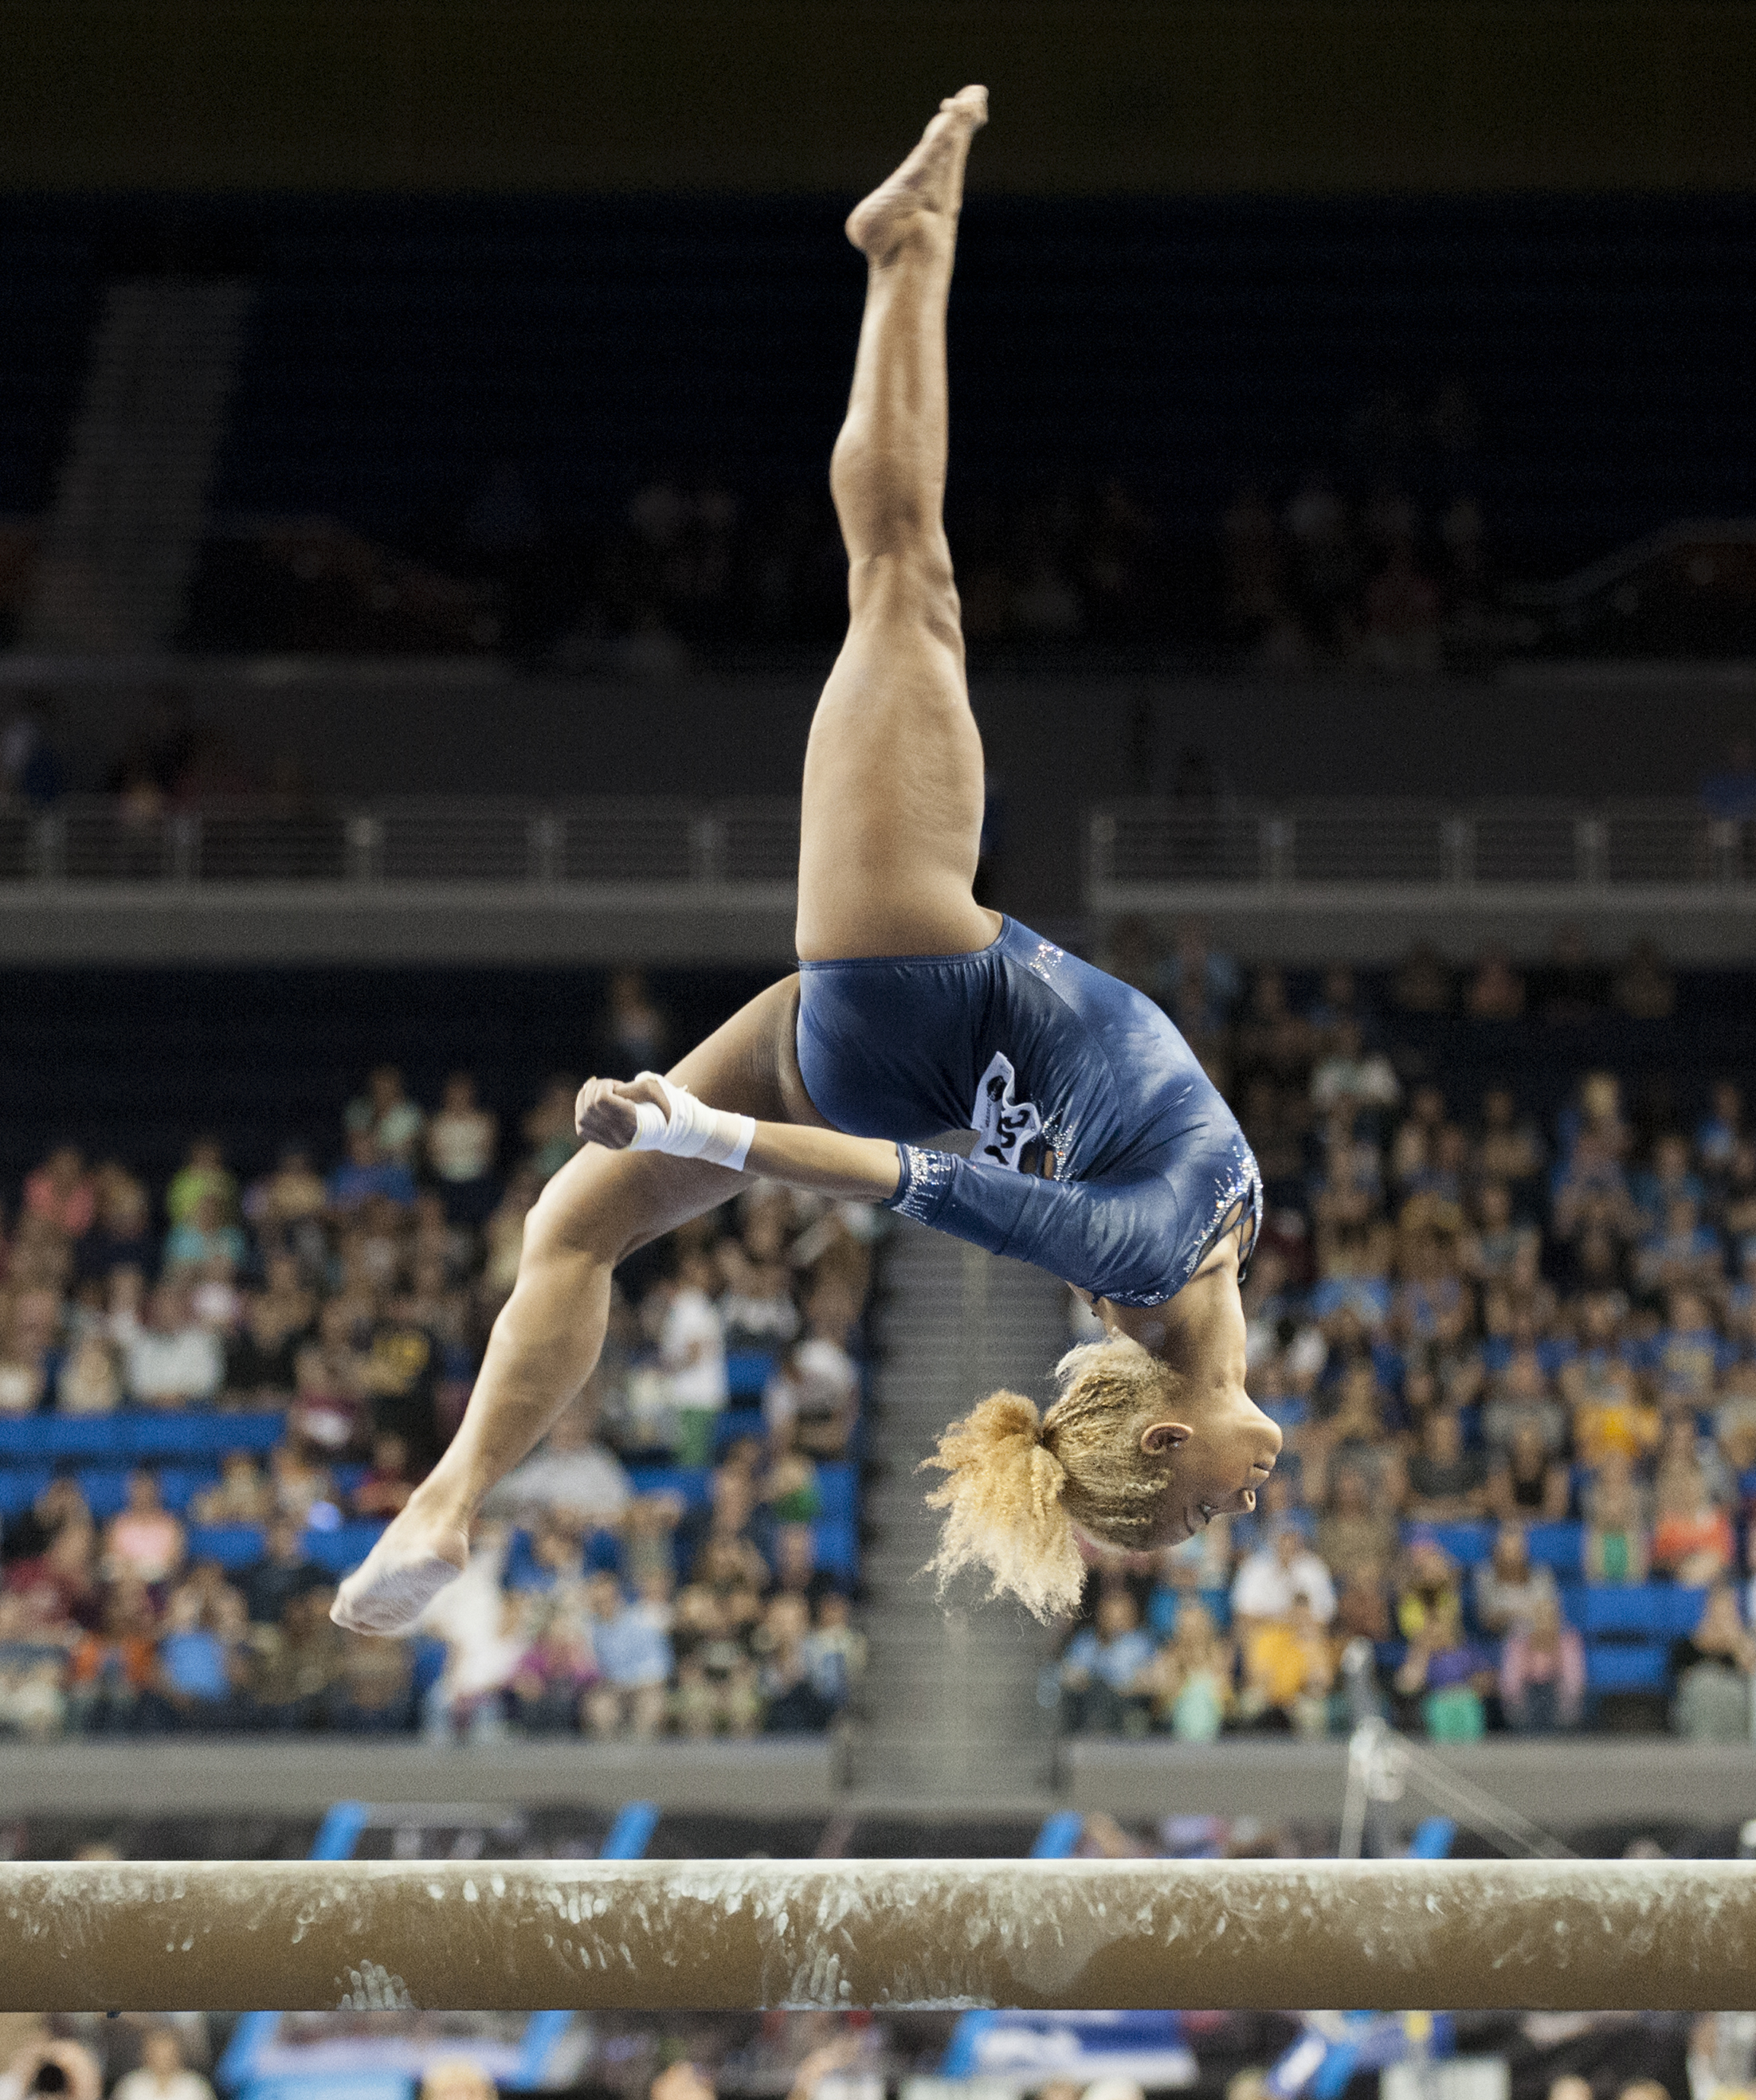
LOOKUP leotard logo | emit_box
[971,1052,1044,1172]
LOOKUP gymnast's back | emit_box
[795,917,1260,1309]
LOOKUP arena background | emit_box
[2,4,1756,2098]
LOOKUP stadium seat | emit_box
[712,1406,766,1454]
[625,1463,713,1510]
[300,1522,390,1577]
[1585,1640,1672,1694]
[1408,1522,1492,1566]
[0,1467,50,1518]
[724,1353,775,1401]
[73,1468,132,1519]
[184,1523,264,1571]
[1576,1585,1706,1640]
[1524,1522,1585,1577]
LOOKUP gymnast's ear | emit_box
[1139,1420,1192,1456]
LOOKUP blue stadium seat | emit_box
[625,1463,712,1510]
[814,1463,857,1526]
[123,1411,285,1459]
[712,1405,766,1453]
[74,1468,132,1519]
[0,1411,285,1464]
[812,1516,856,1582]
[184,1523,264,1571]
[155,1467,220,1515]
[0,1418,104,1461]
[724,1353,775,1401]
[1408,1522,1492,1566]
[1524,1522,1585,1577]
[301,1522,389,1577]
[1577,1585,1706,1640]
[0,1467,50,1518]
[1585,1640,1672,1694]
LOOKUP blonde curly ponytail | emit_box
[920,1338,1184,1623]
[920,1393,1083,1622]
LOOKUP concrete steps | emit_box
[850,1220,1069,1800]
[25,279,253,651]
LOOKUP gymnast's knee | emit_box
[846,547,962,651]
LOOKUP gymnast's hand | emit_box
[574,1072,670,1147]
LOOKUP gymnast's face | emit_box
[1139,1381,1282,1547]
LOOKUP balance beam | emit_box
[2,1858,1753,2012]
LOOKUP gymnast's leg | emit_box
[332,980,817,1632]
[797,85,997,964]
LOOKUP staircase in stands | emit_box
[854,1218,1067,1800]
[24,279,253,652]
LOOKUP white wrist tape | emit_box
[625,1072,756,1172]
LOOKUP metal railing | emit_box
[1088,799,1756,898]
[0,797,801,889]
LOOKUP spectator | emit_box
[1652,1461,1737,1586]
[103,1473,186,1587]
[55,1333,122,1415]
[1499,1591,1585,1734]
[1309,1021,1401,1118]
[802,1589,864,1715]
[191,1452,274,1527]
[238,1514,329,1626]
[756,1592,837,1733]
[352,1431,417,1518]
[1474,1522,1558,1636]
[1146,1597,1233,1740]
[1464,952,1526,1022]
[246,1587,342,1730]
[1486,1421,1571,1522]
[327,1629,416,1732]
[1235,1589,1335,1736]
[509,1602,599,1733]
[327,1130,417,1213]
[79,1170,155,1279]
[426,1071,499,1224]
[110,2028,215,2100]
[1393,1593,1491,1741]
[598,970,669,1079]
[124,1281,223,1408]
[763,1334,859,1459]
[653,1249,728,1466]
[163,1189,247,1276]
[248,1147,328,1230]
[1405,1409,1488,1519]
[1613,938,1678,1021]
[1671,1584,1756,1741]
[143,1585,247,1731]
[22,1147,96,1239]
[0,1292,53,1415]
[1060,1588,1158,1734]
[345,1065,425,1166]
[481,1168,540,1298]
[582,1572,671,1737]
[1584,1453,1652,1585]
[1315,1465,1397,1585]
[1232,1518,1338,1629]
[522,1076,582,1182]
[166,1138,237,1228]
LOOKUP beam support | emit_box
[3,1859,1756,2012]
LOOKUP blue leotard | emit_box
[795,916,1260,1307]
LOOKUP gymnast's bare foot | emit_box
[846,86,988,260]
[331,1497,470,1634]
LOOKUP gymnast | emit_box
[335,84,1280,1633]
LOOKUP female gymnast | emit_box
[334,85,1280,1632]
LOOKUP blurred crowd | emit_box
[0,979,875,1742]
[1057,925,1756,1743]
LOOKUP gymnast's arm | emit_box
[574,1074,903,1201]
